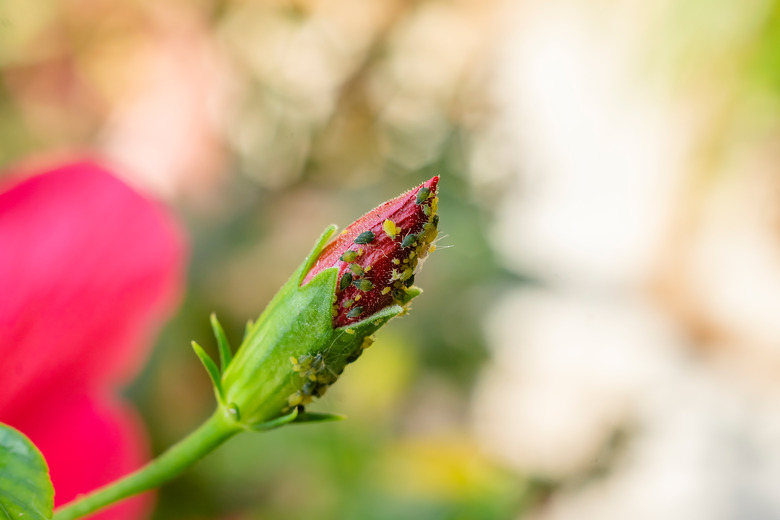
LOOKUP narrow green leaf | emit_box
[293,411,346,424]
[243,319,254,341]
[210,313,232,372]
[191,341,224,403]
[0,423,54,520]
[247,408,299,431]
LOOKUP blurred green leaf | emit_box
[0,423,54,520]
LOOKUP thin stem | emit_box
[53,407,243,520]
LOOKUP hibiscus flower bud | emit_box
[218,177,439,429]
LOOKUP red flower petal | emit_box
[303,176,439,326]
[0,161,186,417]
[0,160,186,517]
[9,392,153,518]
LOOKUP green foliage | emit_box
[0,423,54,520]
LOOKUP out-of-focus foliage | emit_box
[6,0,780,518]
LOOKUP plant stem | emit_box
[53,407,243,520]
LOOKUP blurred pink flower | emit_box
[0,160,187,518]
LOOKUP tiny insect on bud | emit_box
[340,271,353,291]
[416,187,431,204]
[401,234,417,248]
[354,231,375,244]
[340,250,359,262]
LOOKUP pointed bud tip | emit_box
[303,176,440,326]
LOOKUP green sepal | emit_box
[191,341,225,405]
[247,407,299,431]
[210,313,233,372]
[293,411,346,424]
[298,224,337,285]
[243,319,254,342]
[0,423,54,520]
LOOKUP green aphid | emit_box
[432,214,439,227]
[347,306,364,318]
[353,278,374,292]
[340,250,359,262]
[401,233,417,248]
[416,187,431,205]
[339,272,353,291]
[354,231,375,244]
[349,263,365,276]
[342,298,354,308]
[422,204,432,217]
[404,274,415,287]
[392,288,405,300]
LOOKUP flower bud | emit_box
[219,177,440,428]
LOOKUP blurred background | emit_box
[3,0,780,518]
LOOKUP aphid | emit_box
[404,274,415,287]
[381,286,391,295]
[340,272,353,291]
[354,231,375,244]
[401,267,413,281]
[347,306,364,318]
[353,278,374,292]
[345,328,356,334]
[288,391,304,407]
[349,263,365,276]
[345,349,363,363]
[416,187,431,204]
[401,233,417,248]
[342,298,354,308]
[340,250,359,263]
[422,204,432,217]
[392,288,405,300]
[383,219,400,239]
[392,258,400,265]
[354,294,362,301]
[432,214,439,227]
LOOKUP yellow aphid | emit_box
[430,197,438,215]
[288,392,303,407]
[383,219,400,239]
[392,259,400,265]
[346,328,356,334]
[355,294,362,301]
[381,287,391,295]
[365,265,372,272]
[430,245,437,253]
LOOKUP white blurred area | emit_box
[473,0,780,518]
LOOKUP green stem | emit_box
[53,407,243,520]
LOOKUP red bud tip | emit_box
[303,176,440,326]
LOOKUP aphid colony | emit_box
[333,183,439,324]
[286,335,375,410]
